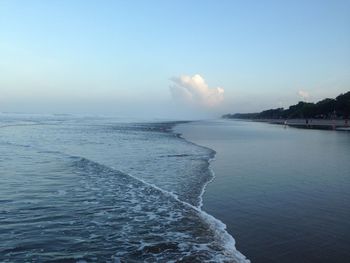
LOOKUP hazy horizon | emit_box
[1,0,349,118]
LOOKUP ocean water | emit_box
[0,114,248,263]
[175,120,350,263]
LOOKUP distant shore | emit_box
[228,118,350,131]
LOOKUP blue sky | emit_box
[1,0,349,118]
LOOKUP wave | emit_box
[171,123,250,262]
[0,120,249,262]
[69,155,249,263]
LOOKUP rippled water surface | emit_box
[0,114,248,263]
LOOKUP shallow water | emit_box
[0,114,248,262]
[176,119,350,263]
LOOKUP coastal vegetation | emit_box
[223,91,350,120]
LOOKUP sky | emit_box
[1,0,349,119]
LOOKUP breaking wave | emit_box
[0,116,249,262]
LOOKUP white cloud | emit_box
[169,74,224,107]
[298,90,310,101]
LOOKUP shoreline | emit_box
[172,122,250,263]
[224,118,350,131]
[173,119,350,262]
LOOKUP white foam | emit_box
[172,125,250,263]
[117,166,249,262]
[11,122,249,262]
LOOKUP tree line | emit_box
[223,91,350,120]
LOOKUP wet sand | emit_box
[176,119,350,263]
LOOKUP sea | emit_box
[0,114,248,263]
[2,114,350,263]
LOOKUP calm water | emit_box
[176,120,350,263]
[0,114,248,263]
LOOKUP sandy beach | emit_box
[231,118,350,131]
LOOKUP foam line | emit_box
[171,121,250,262]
